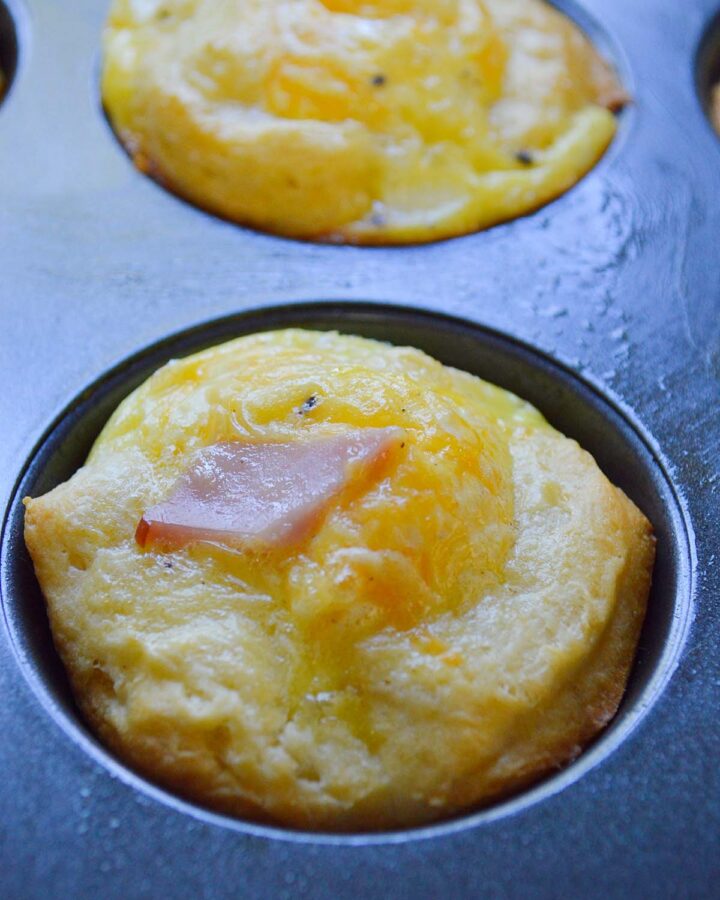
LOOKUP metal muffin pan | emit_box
[0,0,718,897]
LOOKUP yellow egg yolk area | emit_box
[102,0,626,243]
[90,329,543,646]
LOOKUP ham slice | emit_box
[136,428,404,552]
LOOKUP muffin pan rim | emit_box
[0,300,696,847]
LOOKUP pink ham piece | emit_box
[136,428,405,552]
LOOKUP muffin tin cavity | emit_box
[696,9,720,136]
[0,303,693,843]
[0,1,18,104]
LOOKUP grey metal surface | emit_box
[0,0,718,897]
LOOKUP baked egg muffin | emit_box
[24,330,654,830]
[102,0,627,243]
[712,83,720,136]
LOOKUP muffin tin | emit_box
[1,0,719,897]
[0,2,17,100]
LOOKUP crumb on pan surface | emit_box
[24,330,654,830]
[101,0,627,244]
